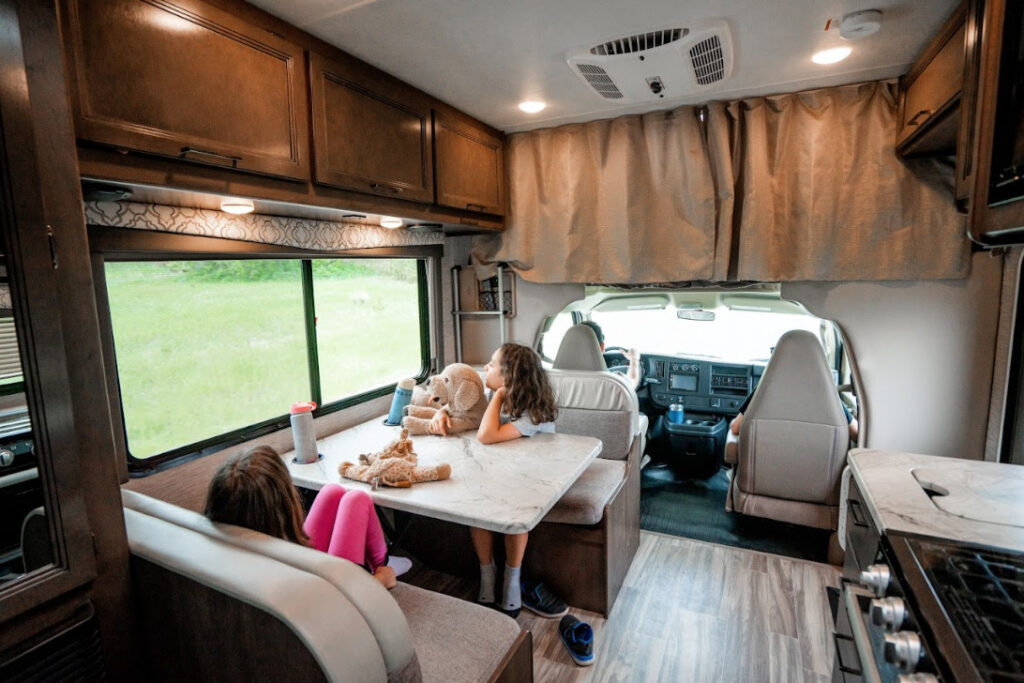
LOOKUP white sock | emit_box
[478,561,496,604]
[387,555,412,577]
[502,564,522,611]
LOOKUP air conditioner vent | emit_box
[690,35,725,85]
[567,21,732,104]
[574,63,624,99]
[589,28,687,56]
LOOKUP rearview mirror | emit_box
[677,309,716,321]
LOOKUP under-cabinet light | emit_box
[518,101,546,113]
[220,198,254,215]
[379,216,403,229]
[812,47,852,64]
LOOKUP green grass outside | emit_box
[106,261,422,458]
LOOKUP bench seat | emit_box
[542,458,625,525]
[122,489,531,683]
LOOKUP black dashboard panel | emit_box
[643,355,764,415]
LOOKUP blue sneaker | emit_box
[521,578,569,618]
[558,615,594,666]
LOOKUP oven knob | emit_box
[883,631,924,672]
[870,597,907,632]
[859,564,891,596]
[897,675,939,683]
[0,449,13,467]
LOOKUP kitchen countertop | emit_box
[849,449,1024,552]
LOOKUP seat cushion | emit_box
[542,458,626,525]
[390,583,522,683]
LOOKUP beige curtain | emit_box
[471,106,718,283]
[708,80,969,281]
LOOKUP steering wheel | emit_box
[602,346,644,386]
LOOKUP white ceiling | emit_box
[247,0,960,133]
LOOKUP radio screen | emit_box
[670,374,697,392]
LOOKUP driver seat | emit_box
[727,329,850,531]
[553,324,607,371]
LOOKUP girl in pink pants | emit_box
[205,445,399,588]
[303,483,388,573]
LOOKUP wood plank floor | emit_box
[403,530,840,683]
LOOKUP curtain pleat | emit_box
[472,106,718,283]
[709,80,969,281]
[474,80,970,284]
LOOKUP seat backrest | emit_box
[121,489,420,683]
[552,324,607,371]
[547,369,638,460]
[738,329,849,504]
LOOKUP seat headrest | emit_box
[745,329,847,427]
[553,324,607,371]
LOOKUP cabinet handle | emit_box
[907,109,931,126]
[369,183,405,195]
[179,146,242,168]
[466,203,486,211]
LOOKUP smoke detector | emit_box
[839,10,882,40]
[567,21,733,104]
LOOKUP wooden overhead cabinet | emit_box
[309,52,434,203]
[433,111,505,215]
[60,0,309,181]
[896,3,967,157]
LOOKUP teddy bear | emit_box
[338,429,451,488]
[401,363,488,436]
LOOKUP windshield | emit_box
[541,288,829,365]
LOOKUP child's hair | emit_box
[204,445,309,546]
[498,342,558,424]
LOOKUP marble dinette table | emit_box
[282,415,603,534]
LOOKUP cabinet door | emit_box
[62,0,309,181]
[434,111,505,215]
[309,52,433,203]
[896,7,966,154]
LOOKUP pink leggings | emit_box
[303,484,388,572]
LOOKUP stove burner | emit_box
[914,540,1024,681]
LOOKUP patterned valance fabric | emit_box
[84,201,444,250]
[474,80,970,284]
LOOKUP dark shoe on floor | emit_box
[559,615,594,666]
[520,579,569,618]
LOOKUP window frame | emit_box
[89,226,439,473]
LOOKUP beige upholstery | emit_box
[122,489,524,683]
[552,324,607,371]
[544,369,642,524]
[728,330,850,530]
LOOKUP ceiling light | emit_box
[812,47,852,64]
[220,198,254,215]
[518,101,546,113]
[379,216,403,229]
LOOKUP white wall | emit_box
[784,251,1004,460]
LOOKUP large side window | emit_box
[104,256,430,466]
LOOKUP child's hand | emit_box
[428,410,452,435]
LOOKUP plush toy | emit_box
[338,429,451,488]
[401,363,488,436]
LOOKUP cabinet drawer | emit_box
[897,20,965,150]
[62,0,309,181]
[309,52,433,203]
[434,111,505,215]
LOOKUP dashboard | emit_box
[641,354,764,415]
